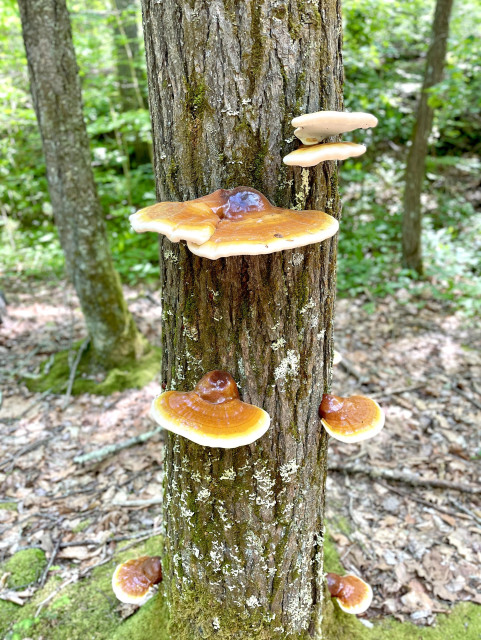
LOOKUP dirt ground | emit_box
[0,282,480,626]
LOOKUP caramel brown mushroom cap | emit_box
[319,394,385,443]
[150,370,270,448]
[187,186,338,259]
[112,556,162,605]
[327,572,373,614]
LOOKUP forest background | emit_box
[1,0,480,310]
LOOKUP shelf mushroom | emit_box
[150,370,270,448]
[326,572,373,615]
[130,186,339,260]
[319,394,385,443]
[112,556,162,605]
[292,111,378,146]
[283,142,366,168]
[283,110,377,168]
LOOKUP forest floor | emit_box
[0,280,480,636]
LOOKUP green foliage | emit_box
[338,158,481,316]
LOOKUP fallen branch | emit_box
[370,383,425,399]
[448,497,481,527]
[74,426,162,465]
[39,537,61,588]
[113,497,163,508]
[328,462,481,494]
[63,338,90,408]
[452,385,481,412]
[382,483,472,521]
[338,358,367,383]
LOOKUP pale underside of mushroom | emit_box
[130,186,338,260]
[292,110,378,145]
[319,394,385,443]
[283,142,366,168]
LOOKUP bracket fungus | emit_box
[327,572,373,615]
[130,186,338,260]
[319,393,385,443]
[292,110,378,146]
[150,370,270,448]
[283,142,366,167]
[112,556,162,605]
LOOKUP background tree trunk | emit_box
[402,0,454,275]
[111,0,151,165]
[141,0,343,637]
[18,0,145,367]
[112,0,146,112]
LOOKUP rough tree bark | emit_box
[18,0,145,367]
[402,0,454,275]
[141,1,343,637]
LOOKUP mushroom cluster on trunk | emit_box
[117,109,385,621]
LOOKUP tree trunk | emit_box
[402,0,454,275]
[18,0,145,367]
[111,0,151,165]
[112,0,146,112]
[141,1,343,637]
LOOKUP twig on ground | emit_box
[448,497,481,527]
[0,388,52,426]
[0,434,53,471]
[74,426,162,465]
[452,385,481,412]
[59,527,163,548]
[328,462,481,494]
[114,497,163,508]
[39,537,62,588]
[338,358,367,383]
[63,338,90,408]
[380,483,471,521]
[370,384,426,399]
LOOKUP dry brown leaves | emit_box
[328,294,481,623]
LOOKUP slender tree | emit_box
[112,0,146,113]
[402,0,454,274]
[141,1,343,637]
[18,0,145,367]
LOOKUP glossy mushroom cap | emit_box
[129,200,219,244]
[150,370,270,448]
[112,556,162,605]
[319,394,385,443]
[187,187,338,259]
[327,572,373,615]
[130,186,338,260]
[283,142,366,168]
[292,111,378,145]
[333,350,342,365]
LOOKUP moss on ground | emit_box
[0,502,17,512]
[322,600,481,640]
[1,549,47,589]
[0,537,165,640]
[1,532,479,640]
[24,342,161,396]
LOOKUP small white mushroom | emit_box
[283,142,366,168]
[292,111,378,145]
